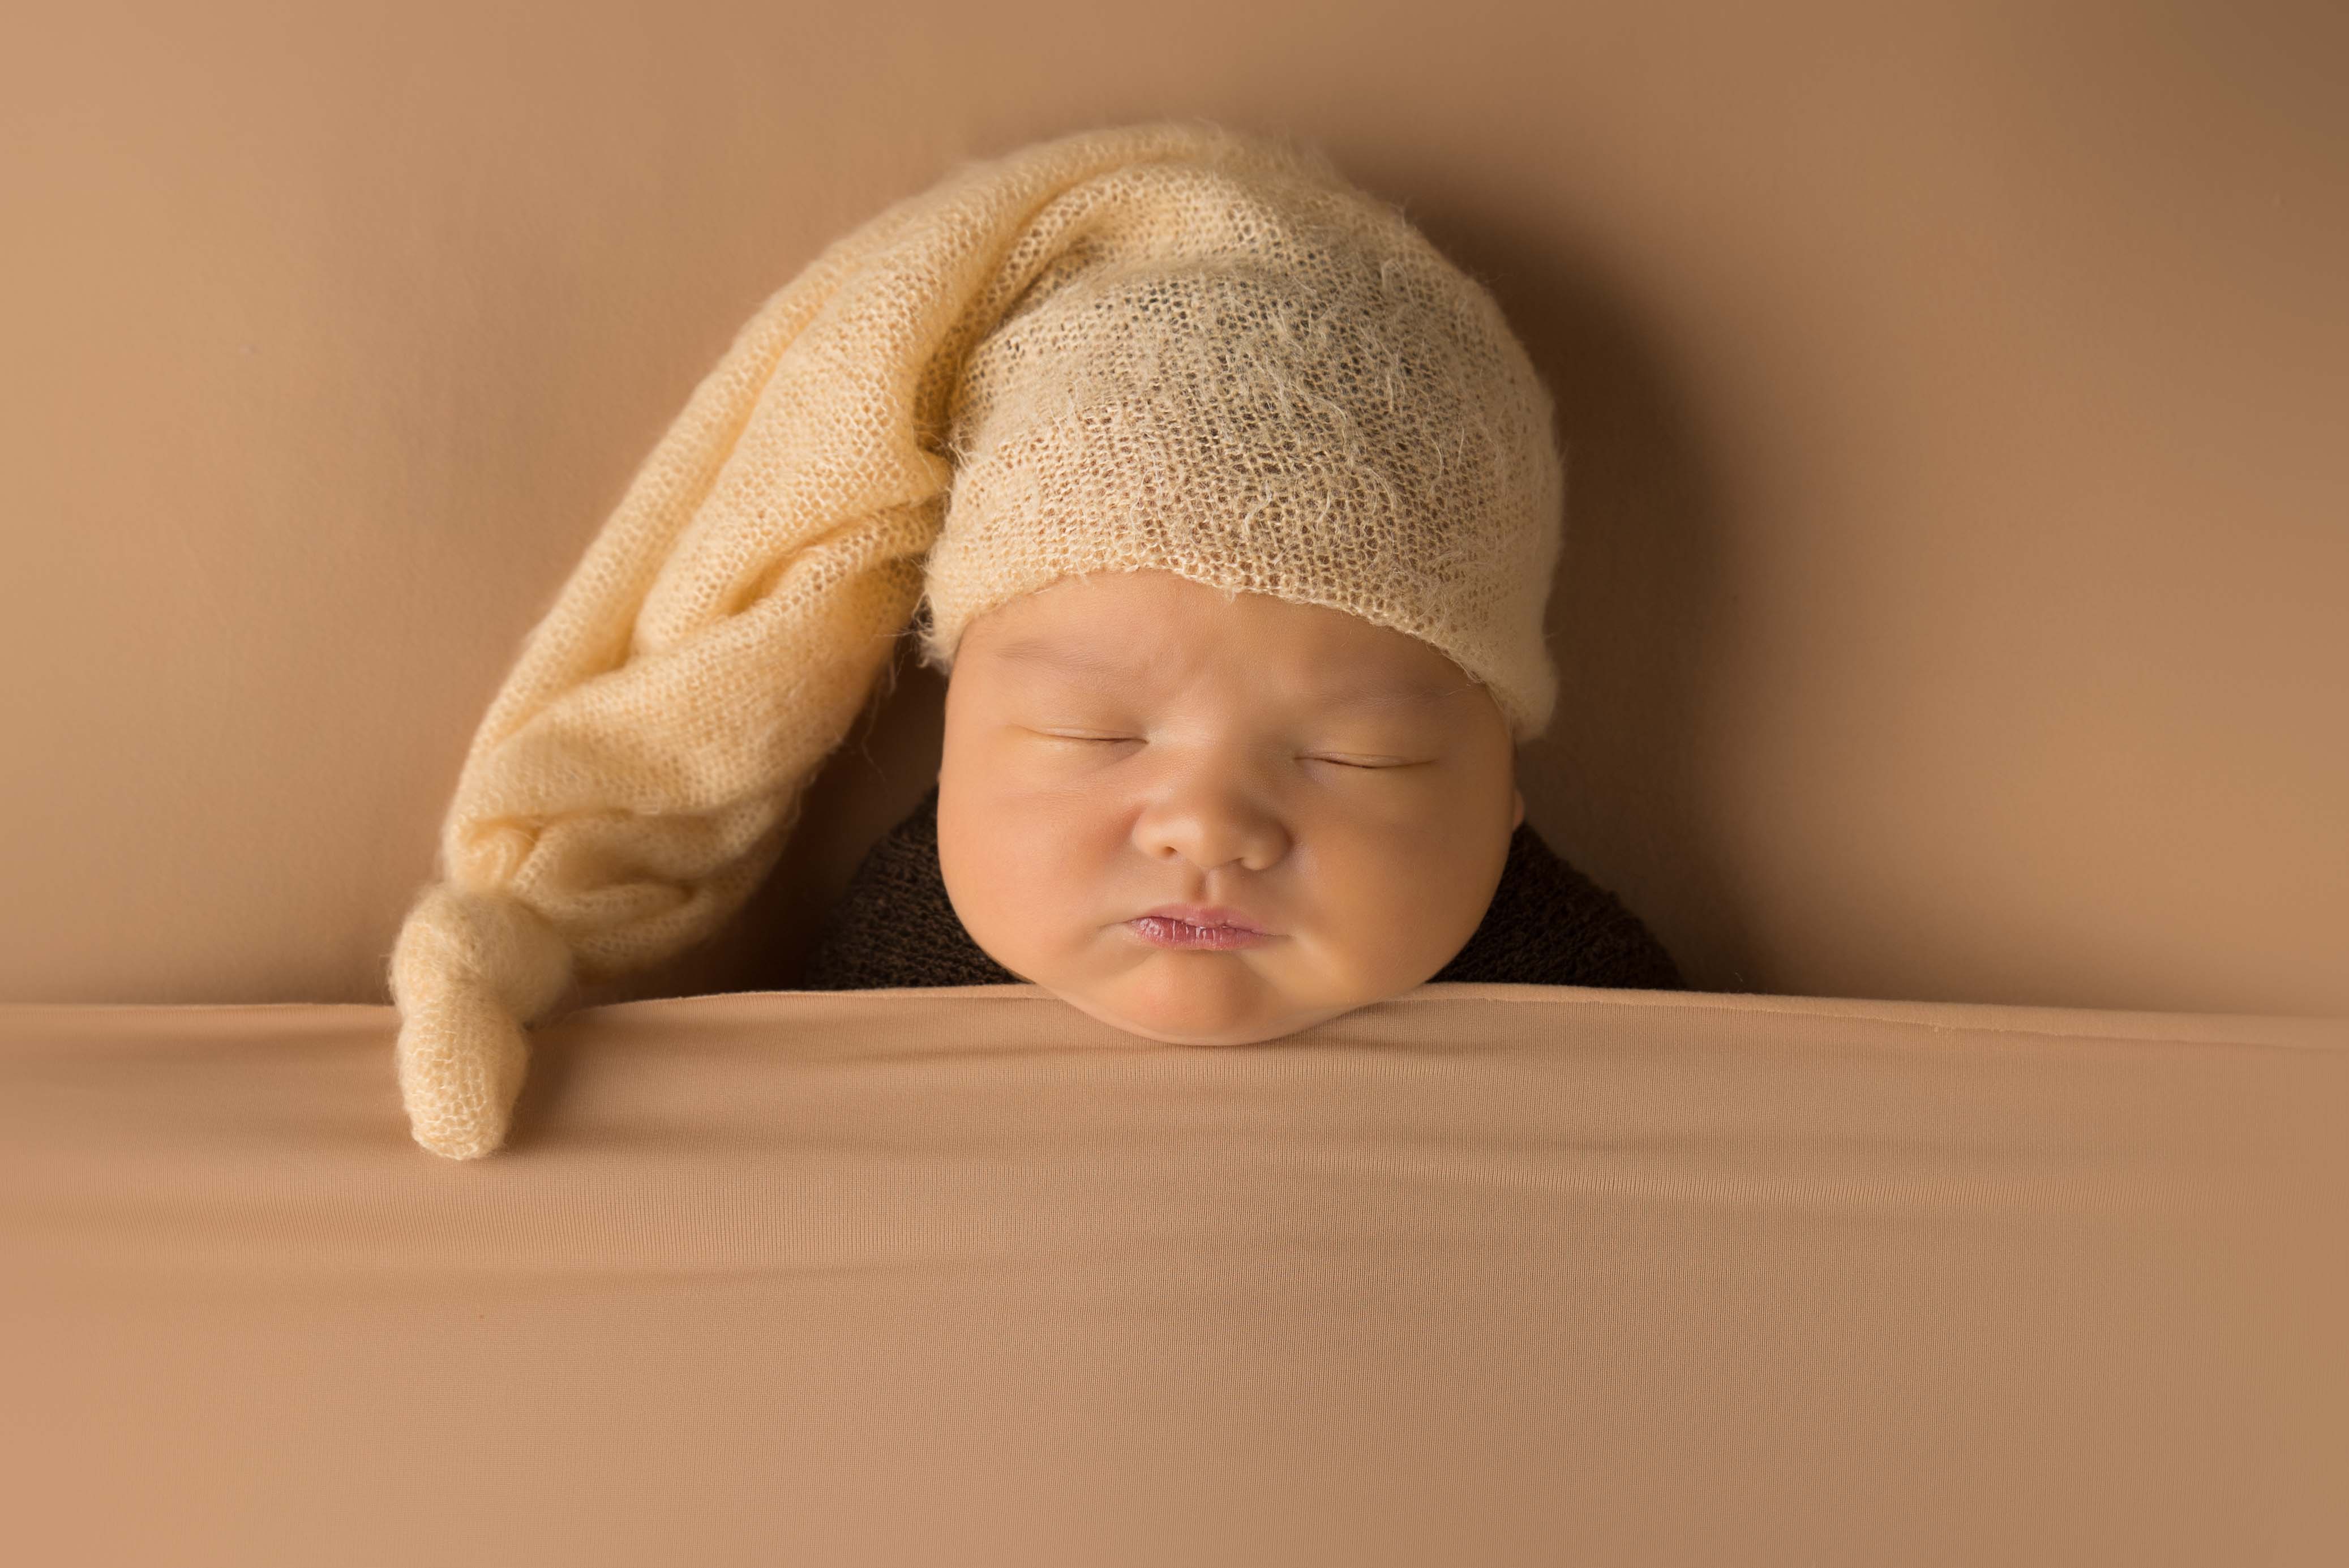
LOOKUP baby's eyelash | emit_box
[1038,734,1405,770]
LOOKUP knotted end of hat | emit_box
[388,883,576,1159]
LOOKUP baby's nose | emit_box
[1133,782,1289,873]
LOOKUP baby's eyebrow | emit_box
[991,639,1467,707]
[1325,681,1471,709]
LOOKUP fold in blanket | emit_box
[799,784,1685,991]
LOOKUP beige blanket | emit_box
[4,983,2343,1565]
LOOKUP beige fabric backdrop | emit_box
[2,0,2342,1016]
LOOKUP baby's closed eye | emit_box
[1027,731,1425,769]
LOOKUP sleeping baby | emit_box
[800,566,1682,1033]
[388,120,1682,1159]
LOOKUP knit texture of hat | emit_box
[387,119,1567,1159]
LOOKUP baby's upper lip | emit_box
[1135,903,1270,935]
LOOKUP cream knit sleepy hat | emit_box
[387,119,1566,1159]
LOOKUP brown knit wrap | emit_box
[800,786,1684,993]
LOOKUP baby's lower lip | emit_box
[1126,916,1271,950]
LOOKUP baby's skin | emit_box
[935,568,1525,1045]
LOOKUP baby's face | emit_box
[936,568,1524,1045]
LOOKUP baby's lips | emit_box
[1136,903,1270,934]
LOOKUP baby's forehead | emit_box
[982,626,1471,709]
[962,569,1477,700]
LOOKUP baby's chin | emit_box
[1038,963,1374,1047]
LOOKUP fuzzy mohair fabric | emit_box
[800,785,1684,994]
[388,120,1571,1158]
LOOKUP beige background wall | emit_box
[3,0,2342,1016]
